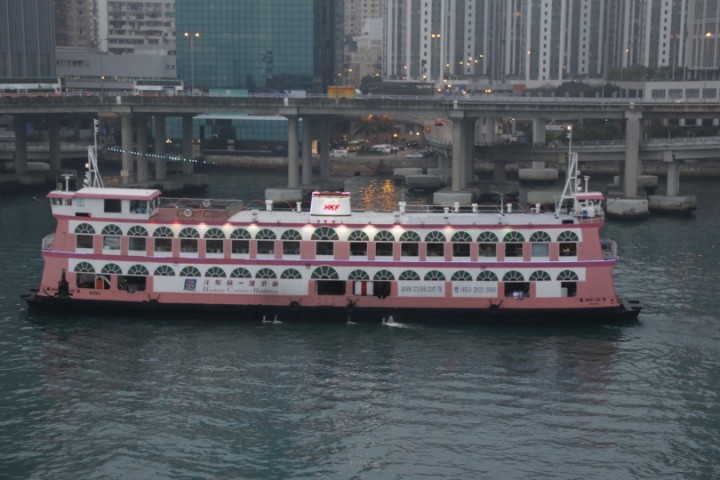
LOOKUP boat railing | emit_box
[41,233,55,250]
[400,203,505,214]
[600,239,617,260]
[160,197,246,218]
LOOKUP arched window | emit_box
[152,226,173,253]
[503,270,529,298]
[255,229,276,240]
[312,227,338,240]
[128,226,148,252]
[74,262,95,273]
[477,231,498,258]
[503,271,524,282]
[154,265,175,276]
[205,267,226,278]
[153,226,174,237]
[349,230,369,241]
[101,224,123,235]
[179,227,199,238]
[102,224,122,251]
[373,269,393,299]
[503,231,524,257]
[204,228,225,239]
[230,228,251,239]
[399,270,420,281]
[425,231,445,257]
[557,231,579,242]
[424,270,446,281]
[127,265,149,276]
[558,231,579,257]
[311,265,339,279]
[179,227,199,254]
[477,271,499,281]
[313,227,337,256]
[530,231,551,257]
[231,228,251,254]
[349,230,369,256]
[451,231,472,258]
[373,270,395,281]
[281,268,302,279]
[374,230,395,256]
[348,269,370,280]
[74,223,95,234]
[255,268,277,279]
[400,231,421,242]
[281,229,302,255]
[74,261,95,289]
[256,229,276,255]
[451,270,473,281]
[230,267,252,278]
[281,229,302,240]
[180,266,202,277]
[374,230,395,242]
[557,270,579,297]
[529,270,552,281]
[75,223,95,249]
[101,263,123,275]
[557,270,579,281]
[400,231,420,257]
[128,225,148,237]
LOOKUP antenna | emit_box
[85,119,104,188]
[554,125,577,217]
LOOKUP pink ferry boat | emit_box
[23,152,642,323]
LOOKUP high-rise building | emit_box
[174,0,342,92]
[383,0,720,87]
[0,0,56,77]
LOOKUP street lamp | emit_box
[183,32,200,95]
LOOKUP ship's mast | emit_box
[85,119,104,188]
[554,125,580,216]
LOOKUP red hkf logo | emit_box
[323,203,340,211]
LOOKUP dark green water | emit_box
[1,169,719,479]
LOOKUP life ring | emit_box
[290,301,300,311]
[202,199,211,208]
[183,208,193,218]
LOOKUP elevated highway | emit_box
[1,94,720,199]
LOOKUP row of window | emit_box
[72,261,581,282]
[80,234,578,259]
[73,223,580,244]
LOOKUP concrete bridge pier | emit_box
[481,117,495,145]
[154,115,167,180]
[607,110,649,218]
[647,150,697,215]
[301,116,313,186]
[135,115,149,183]
[433,112,473,206]
[181,115,194,176]
[266,108,303,204]
[532,118,546,146]
[464,119,475,185]
[120,114,133,185]
[12,115,28,175]
[48,115,61,171]
[319,118,330,181]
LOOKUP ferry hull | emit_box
[22,291,642,324]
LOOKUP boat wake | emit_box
[262,315,282,324]
[381,315,408,328]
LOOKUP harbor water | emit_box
[1,168,719,479]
